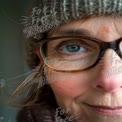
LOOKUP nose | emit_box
[94,49,122,92]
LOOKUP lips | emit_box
[84,103,122,115]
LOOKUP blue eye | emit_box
[62,44,86,53]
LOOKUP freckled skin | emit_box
[42,16,122,122]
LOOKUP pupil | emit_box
[66,45,80,52]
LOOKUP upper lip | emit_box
[84,103,122,110]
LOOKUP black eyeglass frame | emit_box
[35,36,122,72]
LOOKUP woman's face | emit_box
[43,16,122,122]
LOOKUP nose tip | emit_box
[96,77,122,92]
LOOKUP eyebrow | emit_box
[54,28,94,37]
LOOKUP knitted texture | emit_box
[22,0,122,38]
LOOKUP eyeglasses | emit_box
[35,36,122,72]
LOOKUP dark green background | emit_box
[0,0,33,121]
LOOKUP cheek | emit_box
[51,79,80,98]
[46,70,89,98]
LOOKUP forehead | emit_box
[49,16,122,41]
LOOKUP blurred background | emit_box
[0,0,33,121]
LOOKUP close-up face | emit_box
[38,16,122,122]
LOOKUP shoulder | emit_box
[16,105,56,122]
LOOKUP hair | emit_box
[8,34,59,122]
[8,31,53,105]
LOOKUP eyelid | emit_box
[43,36,101,53]
[54,40,84,50]
[54,39,97,52]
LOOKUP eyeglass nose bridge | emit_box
[101,39,122,59]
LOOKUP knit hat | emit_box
[22,0,122,39]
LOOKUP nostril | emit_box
[97,85,102,89]
[96,85,122,91]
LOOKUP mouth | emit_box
[84,103,122,115]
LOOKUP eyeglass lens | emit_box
[41,37,101,71]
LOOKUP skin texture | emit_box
[38,16,122,122]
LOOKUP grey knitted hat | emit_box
[22,0,122,39]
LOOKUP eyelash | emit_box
[53,40,91,55]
